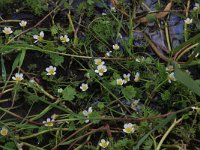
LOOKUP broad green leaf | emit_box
[51,25,58,36]
[63,86,77,101]
[57,46,66,52]
[122,86,136,100]
[89,111,101,124]
[175,66,200,96]
[49,54,64,66]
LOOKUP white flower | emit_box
[165,65,174,72]
[123,73,131,84]
[0,127,8,136]
[80,83,89,91]
[60,35,70,43]
[116,78,124,85]
[51,114,58,120]
[112,44,119,50]
[99,139,110,148]
[184,18,193,25]
[191,106,200,113]
[82,107,93,123]
[118,33,122,38]
[29,79,35,83]
[185,70,191,75]
[167,72,176,83]
[17,143,23,150]
[135,56,145,63]
[105,51,112,57]
[3,27,13,35]
[134,72,140,82]
[102,12,107,16]
[46,66,56,76]
[33,31,44,43]
[43,118,55,127]
[111,6,116,12]
[19,20,27,27]
[123,123,135,134]
[94,59,105,66]
[191,106,197,110]
[12,73,23,82]
[58,88,63,93]
[195,53,199,58]
[95,65,107,76]
[193,3,200,10]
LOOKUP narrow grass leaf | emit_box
[1,55,6,81]
[174,66,200,96]
[134,114,175,150]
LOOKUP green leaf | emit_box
[146,14,157,23]
[63,86,77,101]
[1,56,6,81]
[174,66,200,96]
[19,49,26,67]
[51,25,58,36]
[122,86,136,100]
[4,141,16,149]
[89,111,101,124]
[57,46,66,52]
[97,102,104,109]
[43,41,55,51]
[172,33,200,55]
[49,54,64,66]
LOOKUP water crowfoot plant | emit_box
[123,123,135,134]
[134,72,140,82]
[112,43,119,50]
[99,139,110,148]
[19,20,27,27]
[0,127,8,136]
[82,107,93,123]
[80,83,89,91]
[60,35,70,43]
[0,1,200,149]
[46,66,56,76]
[3,27,13,34]
[12,73,24,82]
[33,31,44,43]
[42,118,55,127]
[95,65,107,76]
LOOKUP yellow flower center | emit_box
[38,36,43,41]
[45,122,53,127]
[96,61,102,65]
[61,37,66,43]
[125,127,133,133]
[168,75,174,81]
[1,129,8,136]
[4,30,11,34]
[15,77,22,81]
[118,81,123,85]
[99,68,105,73]
[49,69,55,75]
[101,142,108,148]
[82,86,87,90]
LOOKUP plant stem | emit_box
[156,117,183,150]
